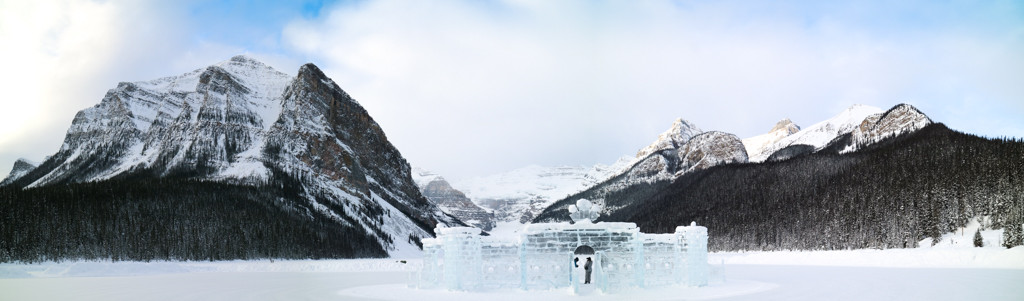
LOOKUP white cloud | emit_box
[282,0,1024,180]
[0,0,229,175]
[0,0,141,166]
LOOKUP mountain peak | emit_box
[298,62,325,79]
[0,158,39,186]
[228,54,259,63]
[771,118,800,134]
[636,118,703,158]
[845,103,932,152]
[881,103,930,122]
[742,118,801,162]
[671,118,696,130]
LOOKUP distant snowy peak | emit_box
[451,160,630,224]
[418,176,496,231]
[636,118,703,158]
[0,158,38,186]
[844,104,932,153]
[751,104,883,162]
[743,118,800,161]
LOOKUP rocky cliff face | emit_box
[4,56,461,257]
[677,131,748,174]
[619,124,747,184]
[419,177,496,231]
[844,104,933,152]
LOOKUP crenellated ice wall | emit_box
[418,200,709,293]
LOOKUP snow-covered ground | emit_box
[2,246,1022,301]
[3,219,1021,300]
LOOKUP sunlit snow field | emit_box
[3,223,1023,301]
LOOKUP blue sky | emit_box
[1,0,1022,181]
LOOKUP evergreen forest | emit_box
[0,169,387,263]
[541,124,1024,251]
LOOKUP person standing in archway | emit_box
[584,257,593,284]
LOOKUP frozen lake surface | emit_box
[2,247,1023,301]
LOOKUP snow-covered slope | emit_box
[17,55,292,187]
[750,104,883,162]
[743,119,800,161]
[4,56,460,257]
[842,103,933,153]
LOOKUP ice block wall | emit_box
[520,222,642,292]
[442,227,483,290]
[676,222,709,287]
[419,221,709,292]
[418,238,444,289]
[479,237,520,289]
[641,233,678,287]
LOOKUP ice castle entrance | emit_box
[417,199,709,293]
[572,245,595,286]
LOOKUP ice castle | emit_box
[417,199,709,293]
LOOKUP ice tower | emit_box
[417,199,709,293]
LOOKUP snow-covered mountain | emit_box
[843,103,932,153]
[0,158,38,186]
[749,104,883,162]
[450,160,632,224]
[745,104,934,161]
[743,119,801,161]
[3,56,461,258]
[635,118,703,158]
[411,169,495,231]
[534,119,748,222]
[536,104,935,223]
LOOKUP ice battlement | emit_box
[417,199,709,294]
